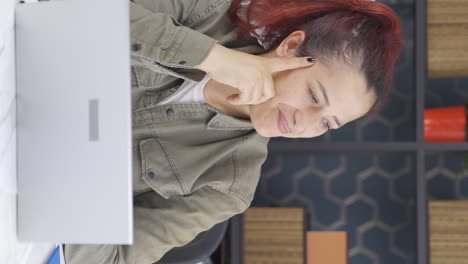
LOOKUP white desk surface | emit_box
[0,1,63,263]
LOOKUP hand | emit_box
[195,44,316,105]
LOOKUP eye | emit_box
[323,119,331,131]
[309,90,319,104]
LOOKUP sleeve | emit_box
[130,0,227,81]
[63,185,248,264]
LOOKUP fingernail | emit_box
[307,57,316,63]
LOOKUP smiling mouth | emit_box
[278,109,292,134]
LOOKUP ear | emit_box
[275,30,306,58]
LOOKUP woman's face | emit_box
[249,59,376,138]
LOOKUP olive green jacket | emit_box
[64,1,270,263]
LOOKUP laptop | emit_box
[15,0,132,244]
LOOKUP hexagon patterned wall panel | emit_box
[253,154,416,264]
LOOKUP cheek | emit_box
[250,100,274,125]
[274,78,311,108]
[249,101,279,135]
[276,87,311,110]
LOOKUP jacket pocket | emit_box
[133,65,161,88]
[139,138,185,199]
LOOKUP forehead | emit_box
[305,61,375,121]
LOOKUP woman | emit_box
[64,0,403,263]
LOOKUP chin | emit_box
[251,111,279,138]
[255,129,269,138]
[253,127,275,138]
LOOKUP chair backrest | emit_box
[155,219,229,264]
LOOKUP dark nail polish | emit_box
[307,57,316,63]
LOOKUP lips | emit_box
[278,110,292,134]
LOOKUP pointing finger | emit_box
[269,57,316,73]
[227,94,241,105]
[263,75,275,100]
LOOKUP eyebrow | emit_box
[316,80,343,129]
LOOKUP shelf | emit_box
[415,0,427,260]
[424,143,468,152]
[268,142,468,154]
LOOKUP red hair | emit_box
[228,0,404,116]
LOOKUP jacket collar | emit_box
[205,104,254,130]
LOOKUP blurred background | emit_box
[239,0,468,263]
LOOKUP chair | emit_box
[154,219,229,264]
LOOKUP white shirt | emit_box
[158,73,212,105]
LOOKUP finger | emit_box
[257,95,272,104]
[269,57,316,73]
[242,84,256,105]
[263,75,275,100]
[252,80,264,104]
[227,94,241,105]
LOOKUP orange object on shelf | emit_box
[306,231,348,264]
[424,105,467,142]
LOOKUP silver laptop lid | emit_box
[16,0,132,244]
